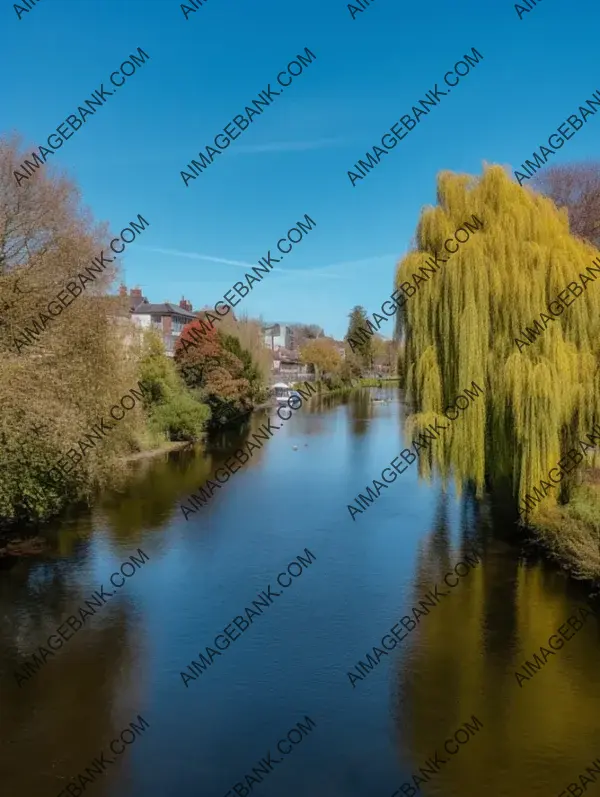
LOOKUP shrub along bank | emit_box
[0,137,267,533]
[0,324,268,532]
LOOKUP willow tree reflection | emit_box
[392,494,600,797]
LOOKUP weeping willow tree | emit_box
[396,164,600,520]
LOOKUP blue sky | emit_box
[3,0,600,340]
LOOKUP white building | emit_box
[120,286,198,357]
[263,323,294,351]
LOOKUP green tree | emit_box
[213,332,269,423]
[342,342,364,380]
[396,164,600,519]
[138,329,210,442]
[299,337,342,382]
[219,311,272,386]
[0,136,143,524]
[174,317,268,428]
[346,305,373,369]
[219,333,263,399]
[370,336,399,373]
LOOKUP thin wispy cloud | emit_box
[138,246,398,282]
[138,245,288,274]
[82,138,348,169]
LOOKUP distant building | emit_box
[120,285,149,312]
[196,304,236,326]
[123,285,197,357]
[263,323,294,351]
[334,341,347,360]
[271,349,314,384]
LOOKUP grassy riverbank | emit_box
[8,376,599,588]
[122,440,194,463]
[528,474,600,582]
[358,377,401,388]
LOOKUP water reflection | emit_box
[351,388,378,436]
[395,504,600,797]
[0,566,142,797]
[2,387,600,797]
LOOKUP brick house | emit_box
[124,285,198,357]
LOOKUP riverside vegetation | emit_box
[3,127,597,585]
[0,137,274,531]
[396,163,600,581]
[0,136,378,534]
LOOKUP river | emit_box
[2,385,600,797]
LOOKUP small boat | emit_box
[272,382,297,405]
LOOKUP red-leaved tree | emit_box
[173,317,250,421]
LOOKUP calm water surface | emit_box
[2,387,600,797]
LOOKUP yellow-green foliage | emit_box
[396,164,600,512]
[533,483,600,579]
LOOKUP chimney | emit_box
[119,283,128,298]
[179,296,192,312]
[130,287,143,306]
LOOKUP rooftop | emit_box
[132,302,198,319]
